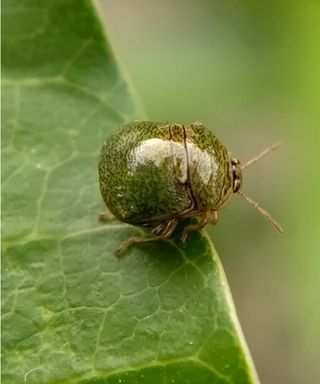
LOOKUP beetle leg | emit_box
[179,214,210,245]
[115,219,178,257]
[98,211,115,223]
[151,223,166,235]
[207,210,218,225]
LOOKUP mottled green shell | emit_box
[98,121,233,225]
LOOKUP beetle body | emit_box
[99,120,282,255]
[99,121,234,226]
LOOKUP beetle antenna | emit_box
[241,142,281,170]
[237,190,283,233]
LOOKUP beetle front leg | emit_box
[179,215,207,245]
[179,210,217,245]
[115,219,178,257]
[207,210,218,225]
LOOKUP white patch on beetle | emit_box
[186,141,218,186]
[130,138,171,168]
[129,138,188,183]
[171,141,188,183]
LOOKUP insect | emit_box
[98,121,283,255]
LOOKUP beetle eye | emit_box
[232,159,242,193]
[233,179,241,193]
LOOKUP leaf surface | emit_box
[2,1,259,383]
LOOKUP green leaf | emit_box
[2,1,260,383]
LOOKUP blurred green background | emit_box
[98,1,320,383]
